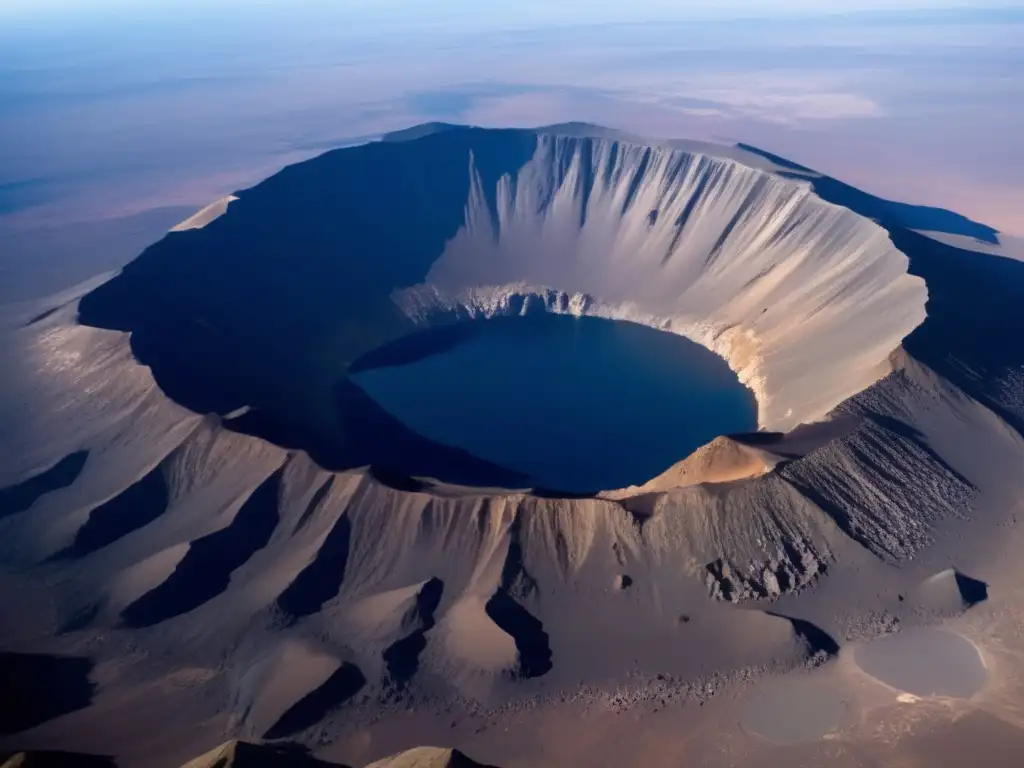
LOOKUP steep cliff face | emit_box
[402,133,926,431]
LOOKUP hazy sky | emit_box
[4,0,1023,21]
[1,3,1021,301]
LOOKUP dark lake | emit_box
[351,313,758,493]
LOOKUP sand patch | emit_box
[740,675,848,744]
[170,196,238,232]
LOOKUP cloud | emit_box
[605,72,884,123]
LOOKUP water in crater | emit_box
[351,313,758,493]
[854,628,987,698]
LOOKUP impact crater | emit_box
[75,124,928,493]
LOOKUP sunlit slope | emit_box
[400,133,927,429]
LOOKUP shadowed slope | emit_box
[767,614,841,657]
[894,227,1024,435]
[949,572,989,606]
[0,654,94,735]
[484,515,552,679]
[0,452,87,519]
[276,513,352,620]
[57,462,169,559]
[483,592,551,680]
[382,577,444,686]
[915,569,989,614]
[262,664,366,740]
[121,470,282,627]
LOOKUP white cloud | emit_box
[591,71,884,123]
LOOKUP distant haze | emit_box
[1,4,1021,302]
[5,1,1024,24]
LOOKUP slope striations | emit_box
[399,134,927,431]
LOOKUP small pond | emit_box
[855,628,986,698]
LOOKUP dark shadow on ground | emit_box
[0,452,88,520]
[892,227,1024,436]
[769,614,841,657]
[276,513,351,620]
[483,512,551,679]
[263,664,366,740]
[484,591,553,679]
[952,572,989,607]
[0,653,94,735]
[382,577,444,687]
[56,463,169,559]
[121,470,281,627]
